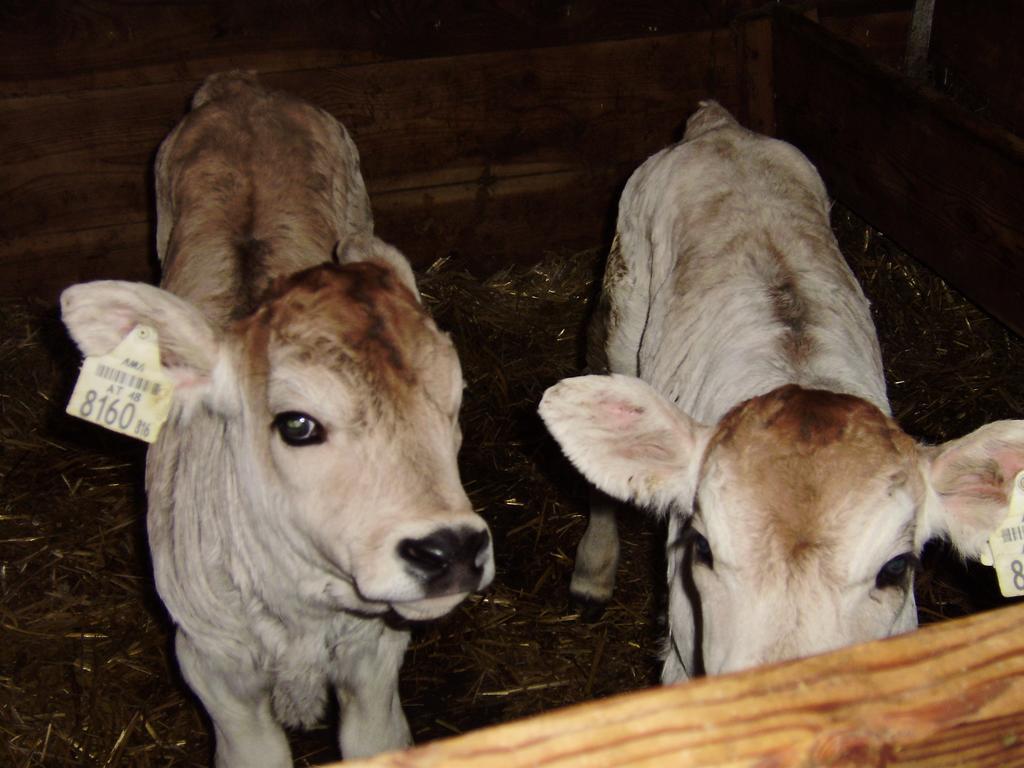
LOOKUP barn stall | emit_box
[2,1,1024,765]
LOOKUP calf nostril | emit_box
[398,527,491,587]
[469,529,491,569]
[398,538,451,578]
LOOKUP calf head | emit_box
[62,259,494,621]
[540,375,1024,678]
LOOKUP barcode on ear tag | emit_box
[980,470,1024,598]
[66,325,174,443]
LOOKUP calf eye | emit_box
[691,532,714,568]
[875,553,917,589]
[273,412,326,446]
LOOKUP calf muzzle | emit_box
[398,527,491,596]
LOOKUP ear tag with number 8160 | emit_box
[979,470,1024,598]
[66,324,174,444]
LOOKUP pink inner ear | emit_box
[598,397,647,430]
[110,309,142,341]
[943,479,1006,503]
[991,448,1024,482]
[939,446,1024,503]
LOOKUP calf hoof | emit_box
[569,593,608,623]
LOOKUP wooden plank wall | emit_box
[0,0,764,301]
[815,0,915,69]
[2,33,740,297]
[0,0,765,97]
[930,0,1024,136]
[342,601,1024,767]
[1,0,915,303]
[772,8,1024,338]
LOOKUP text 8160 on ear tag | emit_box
[66,325,174,444]
[980,470,1024,598]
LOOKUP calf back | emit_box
[154,70,373,328]
[599,101,887,422]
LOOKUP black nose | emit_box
[398,527,491,595]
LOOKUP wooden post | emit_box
[904,0,935,79]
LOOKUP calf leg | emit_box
[334,623,412,759]
[567,227,643,622]
[175,631,291,768]
[569,488,620,621]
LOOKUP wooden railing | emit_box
[343,601,1024,767]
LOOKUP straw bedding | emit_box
[1,205,1020,766]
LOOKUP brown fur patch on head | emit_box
[704,385,921,569]
[240,262,449,412]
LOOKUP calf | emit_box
[540,101,1024,683]
[61,71,494,765]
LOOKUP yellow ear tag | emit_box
[66,324,174,444]
[979,470,1024,598]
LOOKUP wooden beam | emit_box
[0,30,740,301]
[0,0,762,98]
[772,8,1024,337]
[340,602,1024,766]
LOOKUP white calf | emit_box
[61,71,494,765]
[540,101,1024,683]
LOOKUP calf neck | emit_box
[61,72,493,765]
[540,101,1024,683]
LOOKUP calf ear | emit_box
[539,374,709,513]
[922,420,1024,557]
[60,281,235,416]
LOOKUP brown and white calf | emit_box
[540,101,1024,683]
[61,71,493,765]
